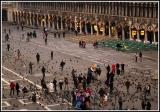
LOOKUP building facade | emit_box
[2,2,159,43]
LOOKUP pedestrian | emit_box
[45,37,47,45]
[22,86,28,98]
[41,66,46,80]
[141,100,146,110]
[139,51,142,62]
[137,82,142,92]
[63,32,65,38]
[29,61,33,74]
[15,82,20,96]
[4,28,6,33]
[9,29,11,34]
[135,53,138,62]
[58,33,60,38]
[36,53,40,64]
[7,43,10,51]
[60,60,65,71]
[78,74,83,83]
[112,63,116,74]
[17,25,19,30]
[82,76,87,90]
[146,101,151,110]
[64,77,69,91]
[99,88,105,107]
[117,68,121,75]
[145,84,151,95]
[21,25,24,31]
[51,51,53,60]
[10,82,15,96]
[105,72,110,87]
[32,92,36,103]
[105,64,110,74]
[121,63,125,74]
[54,33,56,38]
[59,80,64,91]
[118,96,123,110]
[53,78,57,92]
[109,82,113,94]
[125,79,131,94]
[17,49,21,59]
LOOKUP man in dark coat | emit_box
[41,66,46,79]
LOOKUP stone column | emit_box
[103,23,105,36]
[144,29,148,43]
[75,16,77,31]
[48,15,51,28]
[96,21,99,36]
[91,23,93,35]
[122,26,125,40]
[109,21,111,37]
[137,30,140,42]
[57,17,59,30]
[29,13,32,26]
[79,17,82,34]
[153,31,156,44]
[61,16,63,30]
[85,19,88,34]
[129,27,132,40]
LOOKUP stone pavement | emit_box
[2,22,158,110]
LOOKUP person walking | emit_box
[29,61,33,74]
[53,78,57,92]
[60,60,65,71]
[36,53,40,64]
[41,66,46,80]
[45,37,47,45]
[105,64,110,74]
[7,43,10,51]
[135,53,138,62]
[125,79,131,94]
[141,100,146,110]
[121,63,125,74]
[15,82,20,96]
[118,96,123,110]
[58,33,60,38]
[17,49,21,60]
[63,32,65,38]
[64,77,69,91]
[51,51,53,60]
[10,82,15,96]
[139,51,142,62]
[146,101,151,110]
[99,88,105,107]
[59,80,64,91]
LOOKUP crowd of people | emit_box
[3,24,153,110]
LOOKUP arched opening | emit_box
[2,9,8,21]
[110,21,116,36]
[86,22,91,34]
[147,31,154,44]
[124,25,130,39]
[105,21,109,36]
[131,28,137,40]
[139,29,145,42]
[117,25,122,39]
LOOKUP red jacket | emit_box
[10,82,15,88]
